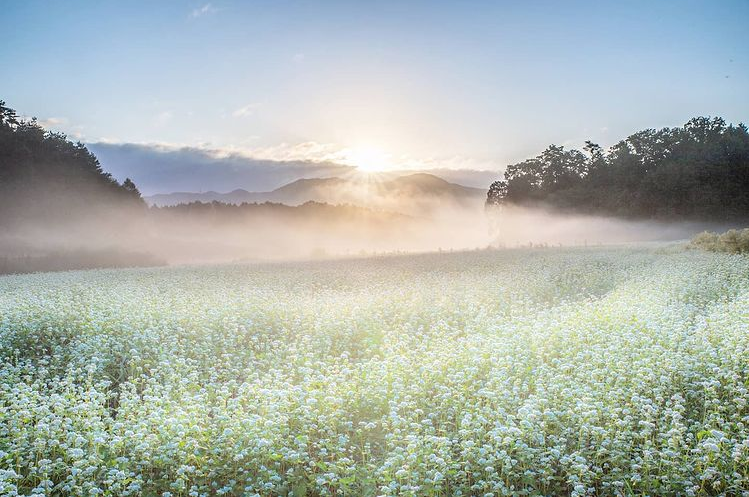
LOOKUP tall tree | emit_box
[487,117,749,221]
[0,100,145,227]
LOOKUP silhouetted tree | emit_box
[122,177,142,198]
[487,117,749,221]
[0,101,19,127]
[486,180,507,207]
[0,100,145,227]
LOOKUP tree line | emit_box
[0,101,144,228]
[487,117,749,221]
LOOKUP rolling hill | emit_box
[145,173,487,212]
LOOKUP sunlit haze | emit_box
[2,0,747,183]
[341,146,394,172]
[3,2,749,494]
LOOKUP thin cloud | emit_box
[87,140,499,194]
[87,141,354,195]
[191,3,217,18]
[37,117,69,128]
[232,103,261,118]
[153,111,173,127]
[28,116,87,140]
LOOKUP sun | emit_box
[342,146,392,172]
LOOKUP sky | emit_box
[2,0,748,192]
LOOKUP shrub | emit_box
[689,228,749,254]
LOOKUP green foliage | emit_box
[0,100,144,227]
[689,228,749,254]
[488,117,749,220]
[485,179,506,207]
[1,248,749,495]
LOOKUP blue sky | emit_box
[2,0,747,182]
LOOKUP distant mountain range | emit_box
[0,99,493,269]
[146,173,487,213]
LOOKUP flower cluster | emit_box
[1,248,748,495]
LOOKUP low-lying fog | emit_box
[488,205,733,247]
[0,197,734,269]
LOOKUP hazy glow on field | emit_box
[2,247,748,494]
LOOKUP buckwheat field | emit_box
[1,247,748,496]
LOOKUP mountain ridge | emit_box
[145,172,487,208]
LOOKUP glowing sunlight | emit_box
[342,146,393,172]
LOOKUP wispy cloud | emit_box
[153,111,173,127]
[87,140,344,164]
[87,141,354,195]
[91,137,502,175]
[191,3,217,18]
[88,140,500,194]
[37,117,69,128]
[29,116,87,140]
[232,103,261,118]
[245,141,347,163]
